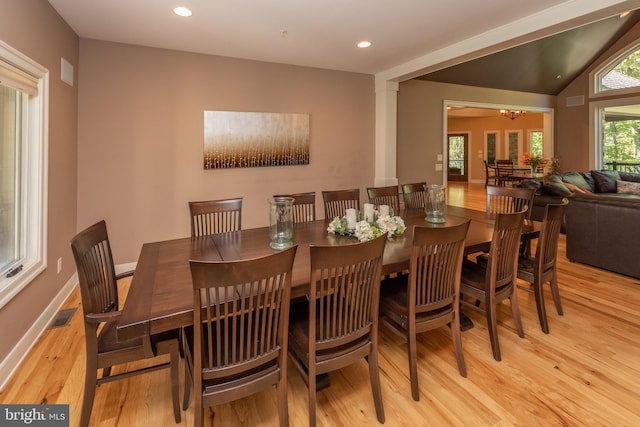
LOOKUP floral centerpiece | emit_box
[520,152,549,173]
[327,212,406,242]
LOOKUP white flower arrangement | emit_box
[327,213,405,242]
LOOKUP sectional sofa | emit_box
[517,170,640,278]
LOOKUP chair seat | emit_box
[183,325,280,391]
[460,259,487,290]
[288,303,371,369]
[380,278,453,330]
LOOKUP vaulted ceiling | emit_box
[416,11,640,95]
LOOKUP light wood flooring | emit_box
[2,182,640,426]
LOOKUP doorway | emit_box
[448,133,468,182]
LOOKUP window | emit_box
[596,45,640,94]
[529,130,543,156]
[592,40,640,172]
[484,131,498,165]
[601,106,640,172]
[0,41,48,308]
[506,130,522,164]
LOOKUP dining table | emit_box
[116,205,539,342]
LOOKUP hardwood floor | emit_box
[2,182,640,426]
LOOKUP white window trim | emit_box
[0,41,49,309]
[589,94,640,170]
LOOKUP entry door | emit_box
[448,133,468,182]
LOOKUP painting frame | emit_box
[203,110,310,169]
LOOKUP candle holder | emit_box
[268,196,294,249]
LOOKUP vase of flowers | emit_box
[327,210,406,242]
[520,152,548,175]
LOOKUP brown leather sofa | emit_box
[565,194,640,278]
[517,170,640,278]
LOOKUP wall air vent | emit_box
[566,95,585,107]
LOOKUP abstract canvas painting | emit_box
[203,110,310,169]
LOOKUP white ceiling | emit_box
[47,0,637,79]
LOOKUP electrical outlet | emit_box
[57,257,62,274]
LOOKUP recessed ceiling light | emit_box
[173,6,192,17]
[357,41,372,49]
[620,10,631,18]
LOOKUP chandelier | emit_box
[500,109,526,120]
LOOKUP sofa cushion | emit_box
[617,179,640,195]
[561,171,594,192]
[542,174,572,197]
[618,171,640,183]
[518,179,542,194]
[591,170,620,193]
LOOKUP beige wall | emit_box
[0,0,79,362]
[557,21,640,173]
[397,79,555,186]
[77,40,375,263]
[448,114,545,182]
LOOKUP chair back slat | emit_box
[537,201,568,273]
[486,185,535,220]
[411,221,469,313]
[401,182,427,209]
[71,220,119,316]
[189,198,242,236]
[309,235,386,351]
[275,192,316,223]
[322,189,360,219]
[189,246,296,378]
[485,210,526,289]
[367,185,401,213]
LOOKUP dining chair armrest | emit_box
[116,270,135,281]
[86,311,122,324]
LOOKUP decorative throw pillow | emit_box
[561,171,593,192]
[564,182,588,194]
[542,174,572,197]
[591,170,620,193]
[616,180,640,195]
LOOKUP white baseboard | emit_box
[0,272,77,392]
[0,262,137,392]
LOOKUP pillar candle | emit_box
[364,203,375,223]
[346,208,357,230]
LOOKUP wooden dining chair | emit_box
[183,246,298,427]
[401,182,427,209]
[71,220,181,427]
[274,191,316,223]
[486,185,536,220]
[460,210,526,361]
[484,161,497,187]
[188,197,242,236]
[288,235,387,427]
[367,185,401,214]
[379,220,470,401]
[495,159,516,186]
[517,200,568,334]
[321,188,360,219]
